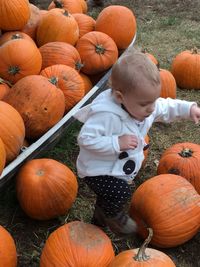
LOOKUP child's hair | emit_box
[110,47,160,95]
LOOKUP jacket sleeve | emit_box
[77,112,121,156]
[153,97,196,123]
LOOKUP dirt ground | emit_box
[0,0,200,266]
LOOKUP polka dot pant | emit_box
[84,175,132,217]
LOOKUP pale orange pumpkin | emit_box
[0,101,25,163]
[16,158,78,220]
[0,225,17,267]
[40,64,85,112]
[4,75,65,139]
[36,8,79,47]
[130,174,200,248]
[95,5,137,50]
[0,39,42,84]
[108,228,176,267]
[159,68,176,99]
[0,0,30,31]
[0,138,6,175]
[40,221,115,266]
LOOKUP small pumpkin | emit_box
[0,225,17,267]
[157,142,200,194]
[0,138,6,175]
[76,31,118,75]
[108,228,176,267]
[0,31,34,46]
[0,78,10,100]
[159,68,176,99]
[141,49,158,65]
[80,72,93,94]
[72,13,96,38]
[40,221,115,266]
[48,0,83,14]
[171,47,200,89]
[16,158,78,220]
[130,174,200,248]
[95,5,137,50]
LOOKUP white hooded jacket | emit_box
[74,89,195,182]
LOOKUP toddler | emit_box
[74,49,200,235]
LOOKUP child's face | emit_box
[116,83,161,121]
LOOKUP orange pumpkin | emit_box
[16,158,78,220]
[0,138,6,175]
[0,78,10,100]
[73,13,96,38]
[0,0,30,31]
[0,31,34,46]
[39,42,83,71]
[0,101,25,163]
[0,225,17,267]
[76,31,118,75]
[4,75,65,139]
[79,0,88,13]
[0,39,42,84]
[80,72,93,94]
[142,49,158,65]
[157,142,200,194]
[40,221,115,266]
[159,68,176,98]
[48,0,83,14]
[108,228,176,267]
[171,48,200,89]
[40,64,85,112]
[95,5,137,50]
[36,8,79,47]
[130,174,200,248]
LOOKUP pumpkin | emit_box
[0,39,42,84]
[72,13,96,38]
[0,31,34,46]
[0,225,17,267]
[16,158,78,220]
[157,142,200,194]
[40,64,85,112]
[0,138,6,175]
[79,0,88,13]
[36,8,79,47]
[4,75,65,140]
[0,0,30,31]
[141,49,158,65]
[0,101,25,163]
[80,72,93,94]
[108,228,176,267]
[40,221,115,266]
[39,42,83,71]
[76,31,118,75]
[0,78,10,100]
[171,47,200,89]
[95,5,137,50]
[129,174,200,248]
[21,3,41,40]
[159,68,176,99]
[48,0,83,14]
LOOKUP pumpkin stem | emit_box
[95,44,106,55]
[0,77,12,87]
[49,76,58,86]
[75,61,84,71]
[8,66,20,75]
[36,170,45,176]
[191,47,198,54]
[179,148,193,157]
[11,34,22,40]
[53,0,63,8]
[133,228,153,261]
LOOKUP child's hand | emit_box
[190,104,200,124]
[118,134,138,151]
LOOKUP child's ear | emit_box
[114,90,123,103]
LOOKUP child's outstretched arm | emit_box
[190,104,200,124]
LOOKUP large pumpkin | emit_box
[76,31,118,75]
[0,39,42,84]
[0,101,25,163]
[130,174,200,248]
[95,5,137,50]
[0,225,17,267]
[4,75,65,140]
[39,42,83,71]
[0,0,30,31]
[16,158,78,220]
[159,68,176,99]
[157,142,200,194]
[0,138,6,175]
[171,48,200,89]
[40,221,115,266]
[36,8,79,47]
[108,228,176,267]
